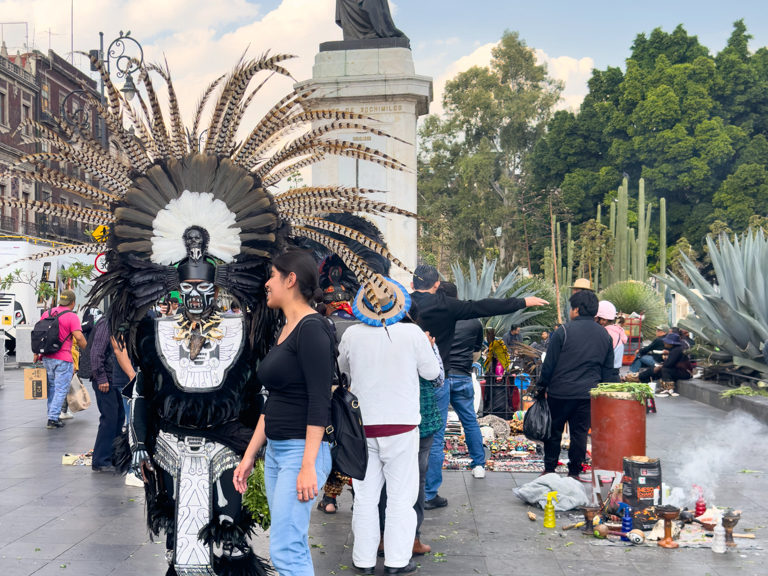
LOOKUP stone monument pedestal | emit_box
[295,44,432,284]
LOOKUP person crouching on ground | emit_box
[632,332,692,396]
[537,290,618,479]
[339,276,440,576]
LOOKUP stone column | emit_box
[295,40,432,284]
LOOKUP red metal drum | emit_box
[590,391,646,472]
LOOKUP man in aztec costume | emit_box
[5,51,414,575]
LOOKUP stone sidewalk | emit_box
[1,368,766,576]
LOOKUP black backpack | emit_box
[31,309,74,355]
[327,360,368,480]
[299,317,368,480]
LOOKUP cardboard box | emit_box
[24,367,47,400]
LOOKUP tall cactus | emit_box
[595,205,602,289]
[634,179,645,280]
[556,220,563,283]
[566,222,574,289]
[593,178,666,287]
[659,197,667,274]
[615,179,629,283]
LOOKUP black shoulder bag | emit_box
[299,317,368,480]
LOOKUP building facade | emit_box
[0,43,102,244]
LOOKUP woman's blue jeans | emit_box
[264,439,332,576]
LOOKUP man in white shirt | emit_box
[339,276,440,576]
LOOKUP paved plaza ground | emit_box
[1,367,766,576]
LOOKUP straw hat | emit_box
[352,275,411,327]
[570,278,593,292]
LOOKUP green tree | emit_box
[528,20,768,255]
[713,163,768,230]
[0,263,95,304]
[668,236,699,284]
[575,218,613,286]
[418,30,562,273]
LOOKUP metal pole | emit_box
[99,32,104,96]
[70,0,74,65]
[0,329,5,389]
[99,32,107,150]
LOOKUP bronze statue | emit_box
[335,0,408,42]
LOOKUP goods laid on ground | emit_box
[61,449,93,466]
[441,412,574,473]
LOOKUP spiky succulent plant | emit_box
[451,258,545,337]
[657,231,768,375]
[598,280,667,340]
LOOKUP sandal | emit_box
[317,495,337,514]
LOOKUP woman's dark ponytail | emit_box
[272,248,322,305]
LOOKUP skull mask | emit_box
[183,226,209,262]
[177,225,216,319]
[179,280,216,318]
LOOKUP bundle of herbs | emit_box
[242,459,271,531]
[591,382,655,404]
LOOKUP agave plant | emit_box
[451,258,545,337]
[657,231,768,375]
[598,280,667,340]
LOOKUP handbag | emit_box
[299,317,368,480]
[523,396,551,441]
[326,363,368,480]
[66,374,92,412]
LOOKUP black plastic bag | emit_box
[523,397,551,441]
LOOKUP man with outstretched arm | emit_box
[410,265,548,510]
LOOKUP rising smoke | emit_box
[669,410,768,503]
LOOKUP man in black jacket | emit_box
[537,290,618,478]
[410,265,547,367]
[411,265,547,508]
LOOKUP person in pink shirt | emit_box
[596,301,627,371]
[34,290,87,429]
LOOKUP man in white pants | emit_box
[339,276,440,576]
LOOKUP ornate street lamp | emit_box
[90,30,144,101]
[105,31,143,101]
[60,89,90,131]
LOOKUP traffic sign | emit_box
[95,252,108,274]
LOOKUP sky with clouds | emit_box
[1,0,767,120]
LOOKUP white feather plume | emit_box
[151,190,241,264]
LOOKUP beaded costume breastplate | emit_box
[156,314,244,392]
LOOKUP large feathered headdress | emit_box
[4,51,414,353]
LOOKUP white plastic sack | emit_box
[513,473,590,511]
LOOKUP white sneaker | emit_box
[125,473,144,487]
[59,410,74,420]
[472,466,486,479]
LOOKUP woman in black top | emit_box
[234,249,334,576]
